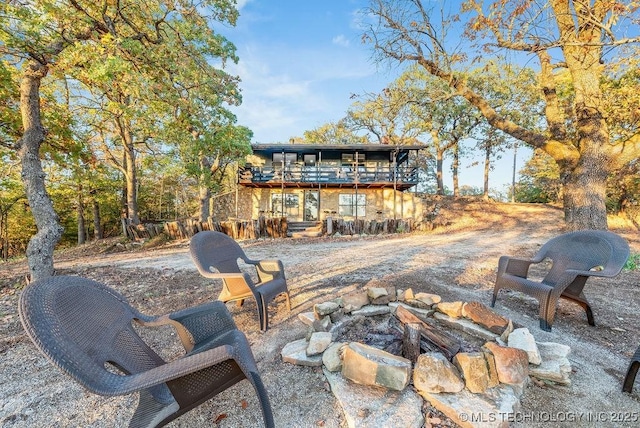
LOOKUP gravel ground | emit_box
[1,201,639,428]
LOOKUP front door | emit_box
[304,191,319,221]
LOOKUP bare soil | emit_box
[1,199,639,428]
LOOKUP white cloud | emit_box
[332,34,350,47]
[226,48,336,142]
[234,0,252,11]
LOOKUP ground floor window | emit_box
[338,193,366,217]
[271,193,300,218]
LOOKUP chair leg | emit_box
[581,301,595,326]
[490,287,499,307]
[260,295,269,331]
[540,292,560,332]
[284,291,291,312]
[574,294,595,326]
[623,346,640,393]
[248,372,275,428]
[539,318,552,332]
[623,361,639,393]
[560,292,595,326]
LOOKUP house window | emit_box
[273,152,297,166]
[303,154,316,166]
[341,153,365,166]
[271,193,300,218]
[338,194,366,217]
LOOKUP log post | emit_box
[394,305,461,361]
[402,322,421,364]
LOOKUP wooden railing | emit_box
[239,165,419,185]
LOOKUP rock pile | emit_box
[281,285,573,428]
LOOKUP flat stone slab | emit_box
[436,301,465,318]
[307,332,333,356]
[342,291,370,313]
[323,342,346,372]
[483,342,530,385]
[298,312,315,326]
[507,328,542,365]
[389,302,434,319]
[462,301,510,335]
[351,305,391,317]
[315,301,340,318]
[341,342,412,391]
[324,369,424,428]
[413,352,465,393]
[433,312,498,341]
[281,339,323,367]
[529,341,572,385]
[419,385,522,428]
[414,292,441,305]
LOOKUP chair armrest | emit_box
[498,256,537,278]
[137,301,237,353]
[244,258,283,269]
[198,271,259,292]
[255,259,285,283]
[197,271,249,280]
[109,343,239,396]
[566,266,623,278]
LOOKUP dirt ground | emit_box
[1,199,639,428]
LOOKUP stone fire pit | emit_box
[281,285,573,428]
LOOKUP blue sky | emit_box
[220,0,530,191]
[221,0,392,144]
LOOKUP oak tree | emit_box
[365,0,640,229]
[0,0,240,280]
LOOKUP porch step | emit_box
[288,221,323,238]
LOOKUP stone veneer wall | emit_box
[210,188,254,222]
[214,187,425,222]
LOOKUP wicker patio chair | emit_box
[18,275,274,428]
[190,230,291,331]
[491,230,629,331]
[623,345,640,393]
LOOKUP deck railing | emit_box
[239,165,419,185]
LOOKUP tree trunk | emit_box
[92,198,103,240]
[1,209,8,261]
[452,144,459,197]
[121,124,140,225]
[435,149,444,195]
[483,144,490,200]
[561,36,609,230]
[17,61,64,281]
[562,152,609,230]
[77,184,86,245]
[198,155,212,221]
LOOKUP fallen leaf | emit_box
[213,413,228,423]
[241,399,248,409]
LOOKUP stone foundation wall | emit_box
[215,187,426,222]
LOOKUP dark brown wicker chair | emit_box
[18,275,274,428]
[189,230,291,331]
[623,345,640,393]
[491,230,629,331]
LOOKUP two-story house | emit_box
[230,143,426,224]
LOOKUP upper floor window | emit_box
[341,153,365,167]
[273,152,297,166]
[303,154,316,167]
